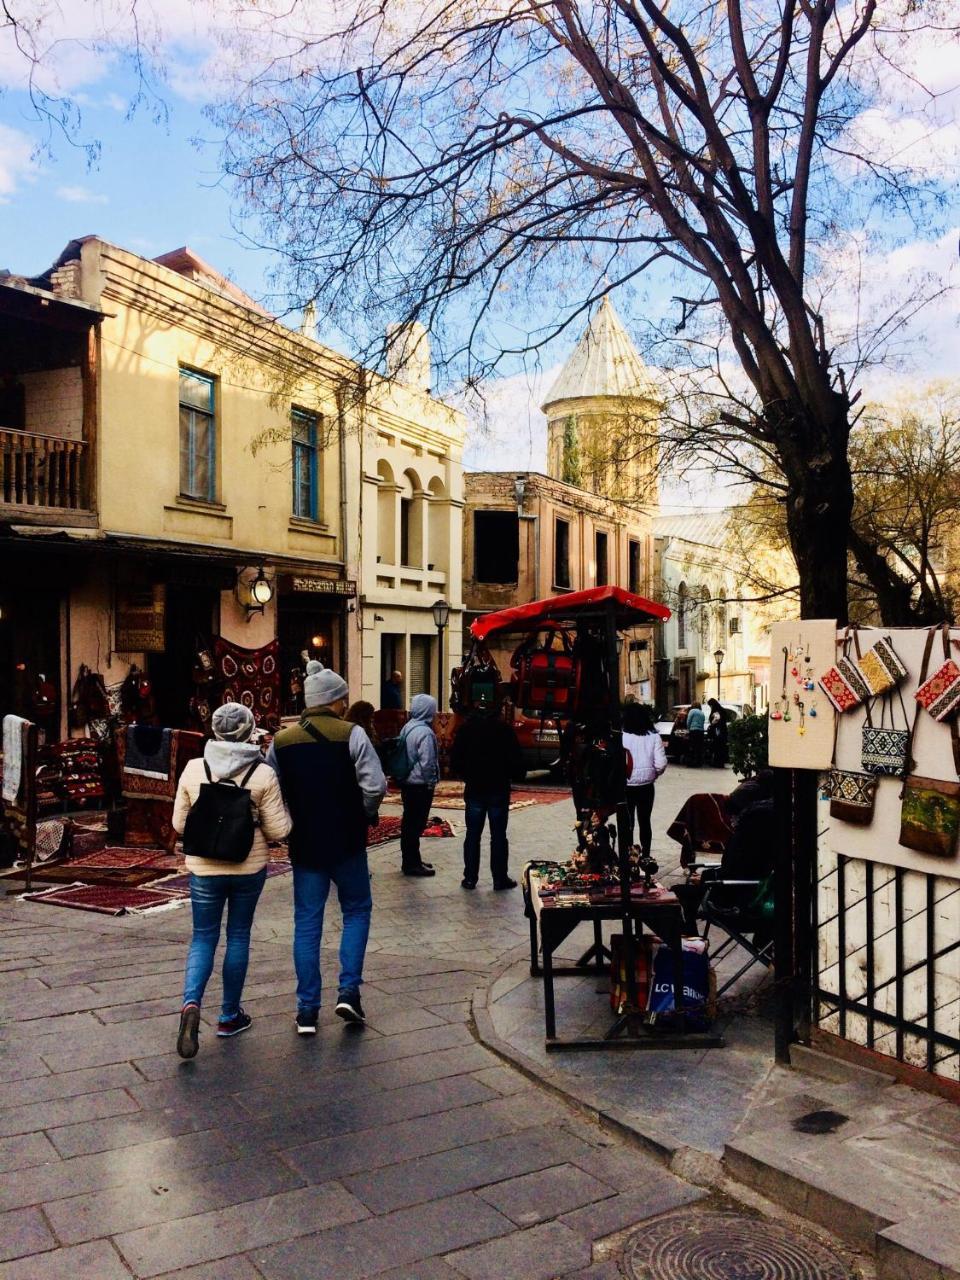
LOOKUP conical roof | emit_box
[541,297,658,411]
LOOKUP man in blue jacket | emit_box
[268,662,385,1033]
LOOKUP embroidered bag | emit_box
[819,628,869,713]
[914,625,960,723]
[828,769,878,825]
[861,689,911,777]
[899,774,960,857]
[856,635,908,697]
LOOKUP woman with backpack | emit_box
[398,693,439,877]
[172,702,290,1058]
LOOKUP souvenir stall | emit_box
[468,585,723,1051]
[770,621,960,1090]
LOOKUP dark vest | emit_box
[271,711,367,868]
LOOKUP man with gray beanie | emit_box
[267,661,386,1032]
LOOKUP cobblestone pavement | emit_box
[0,768,733,1278]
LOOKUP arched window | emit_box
[376,460,396,564]
[677,582,688,650]
[699,585,711,645]
[400,469,424,567]
[427,476,449,574]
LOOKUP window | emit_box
[677,582,688,649]
[400,497,412,566]
[178,369,216,502]
[729,616,741,636]
[473,510,519,584]
[628,539,642,595]
[595,530,608,586]
[554,518,570,589]
[291,409,320,520]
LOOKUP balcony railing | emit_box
[0,429,88,511]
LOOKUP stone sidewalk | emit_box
[0,782,721,1279]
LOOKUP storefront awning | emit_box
[470,585,670,640]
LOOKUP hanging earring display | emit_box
[769,620,838,771]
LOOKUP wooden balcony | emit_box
[0,429,93,522]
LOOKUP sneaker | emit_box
[216,1009,252,1038]
[335,991,365,1025]
[461,877,477,890]
[296,1009,319,1035]
[493,877,518,891]
[177,1003,200,1059]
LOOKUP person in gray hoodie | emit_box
[399,692,440,876]
[172,702,291,1058]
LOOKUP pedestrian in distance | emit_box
[267,662,386,1034]
[380,669,404,710]
[398,692,440,877]
[706,697,729,768]
[621,703,667,856]
[173,702,291,1059]
[450,693,523,891]
[685,701,705,768]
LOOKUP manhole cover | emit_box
[623,1211,856,1280]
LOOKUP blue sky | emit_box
[1,5,957,486]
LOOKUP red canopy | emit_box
[470,585,670,641]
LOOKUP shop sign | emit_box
[289,577,356,597]
[116,584,166,651]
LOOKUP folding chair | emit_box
[698,870,774,998]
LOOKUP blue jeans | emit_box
[463,787,510,884]
[182,868,266,1020]
[292,852,372,1013]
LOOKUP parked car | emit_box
[510,709,562,778]
[655,703,750,761]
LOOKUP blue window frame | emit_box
[292,408,320,520]
[178,369,216,502]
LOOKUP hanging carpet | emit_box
[214,637,280,729]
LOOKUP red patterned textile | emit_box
[24,883,185,915]
[214,638,281,728]
[123,798,176,850]
[367,815,403,847]
[666,793,733,868]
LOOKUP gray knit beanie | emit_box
[303,660,349,707]
[211,702,256,742]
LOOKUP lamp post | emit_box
[714,647,725,698]
[431,598,450,711]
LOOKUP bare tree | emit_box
[215,0,958,622]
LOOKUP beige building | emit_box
[0,236,464,735]
[463,299,659,700]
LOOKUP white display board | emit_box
[771,621,960,879]
[768,619,838,770]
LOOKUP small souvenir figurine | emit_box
[770,701,783,721]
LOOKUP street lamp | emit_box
[714,647,725,697]
[432,598,450,710]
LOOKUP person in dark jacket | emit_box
[267,662,385,1033]
[450,702,523,891]
[398,693,440,877]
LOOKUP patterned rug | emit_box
[367,816,403,847]
[69,847,180,871]
[215,637,280,728]
[23,883,187,916]
[6,865,166,888]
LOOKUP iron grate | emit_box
[623,1211,856,1280]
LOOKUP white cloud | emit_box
[0,123,38,201]
[56,184,108,204]
[460,364,558,473]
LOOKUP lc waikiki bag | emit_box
[181,760,259,863]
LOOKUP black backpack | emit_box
[182,760,259,863]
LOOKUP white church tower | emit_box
[541,297,660,506]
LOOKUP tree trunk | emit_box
[783,446,854,624]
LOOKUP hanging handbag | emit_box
[856,635,908,697]
[861,688,911,777]
[819,628,869,713]
[914,624,960,723]
[826,692,877,824]
[899,774,960,857]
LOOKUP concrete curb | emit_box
[469,947,713,1179]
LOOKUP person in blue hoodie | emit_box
[399,692,440,877]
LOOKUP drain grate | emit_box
[623,1210,856,1280]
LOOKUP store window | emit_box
[291,408,320,521]
[555,518,571,589]
[628,539,642,595]
[595,530,609,586]
[473,510,519,584]
[179,369,216,502]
